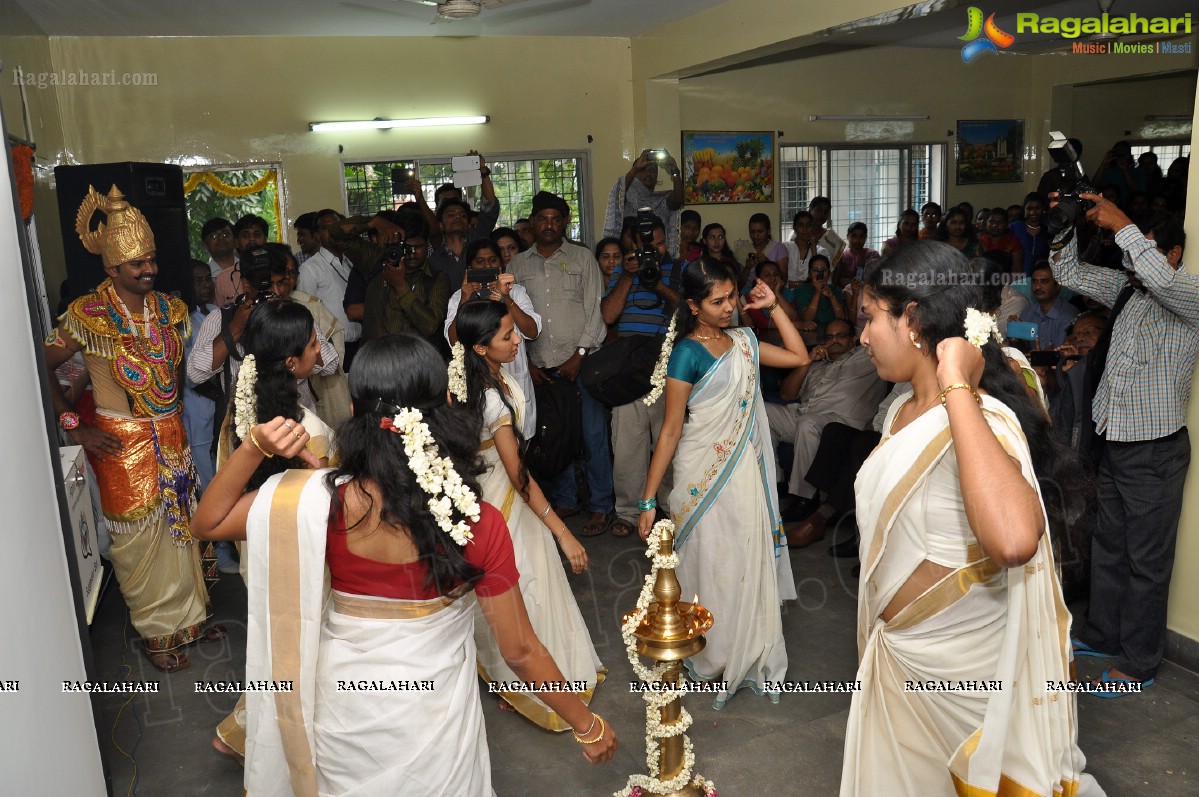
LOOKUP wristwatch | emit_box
[576,347,587,358]
[59,411,80,431]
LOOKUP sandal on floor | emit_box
[1089,668,1154,698]
[200,624,229,643]
[1071,636,1115,658]
[610,518,634,538]
[145,649,190,673]
[580,513,610,537]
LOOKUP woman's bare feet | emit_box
[212,735,245,766]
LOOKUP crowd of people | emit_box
[41,136,1192,795]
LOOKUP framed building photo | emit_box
[956,119,1024,185]
[682,131,775,204]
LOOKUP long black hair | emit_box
[454,300,529,494]
[462,238,503,271]
[235,300,314,490]
[865,241,1086,535]
[669,259,738,340]
[327,335,485,596]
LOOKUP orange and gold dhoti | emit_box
[92,410,209,651]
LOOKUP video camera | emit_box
[635,207,662,289]
[1045,131,1097,237]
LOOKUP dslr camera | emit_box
[237,246,275,306]
[1045,131,1097,237]
[635,207,661,289]
[382,241,415,268]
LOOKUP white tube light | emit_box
[308,115,490,132]
[809,114,929,122]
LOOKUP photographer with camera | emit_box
[444,238,541,441]
[595,211,680,538]
[359,211,449,351]
[1049,184,1196,695]
[604,149,685,258]
[186,245,337,414]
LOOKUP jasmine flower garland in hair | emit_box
[381,408,480,546]
[643,313,678,407]
[963,307,1002,348]
[233,354,258,440]
[447,342,468,403]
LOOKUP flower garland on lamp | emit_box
[615,519,716,797]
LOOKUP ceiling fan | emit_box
[398,0,534,22]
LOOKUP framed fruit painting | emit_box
[682,131,775,204]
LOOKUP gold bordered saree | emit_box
[471,373,605,731]
[243,470,493,797]
[840,394,1103,797]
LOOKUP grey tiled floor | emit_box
[89,521,1199,795]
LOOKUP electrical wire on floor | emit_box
[109,609,143,797]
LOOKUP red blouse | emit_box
[327,491,519,600]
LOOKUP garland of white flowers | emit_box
[381,407,480,547]
[642,313,678,406]
[964,307,1002,349]
[615,519,717,797]
[447,342,468,403]
[233,354,258,440]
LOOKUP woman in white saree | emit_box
[193,335,617,797]
[453,299,605,731]
[638,260,809,708]
[841,241,1102,796]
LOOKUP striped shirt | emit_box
[606,260,677,336]
[1051,224,1199,442]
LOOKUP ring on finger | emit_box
[283,420,294,430]
[291,429,304,440]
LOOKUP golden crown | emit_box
[75,184,155,269]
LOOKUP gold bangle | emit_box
[538,505,552,520]
[247,426,275,458]
[573,714,606,744]
[766,300,780,314]
[938,383,981,407]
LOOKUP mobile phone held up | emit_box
[390,164,416,196]
[1027,350,1061,368]
[466,267,500,286]
[452,154,482,188]
[1005,321,1039,343]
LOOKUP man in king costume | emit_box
[43,185,222,672]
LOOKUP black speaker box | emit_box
[54,162,193,308]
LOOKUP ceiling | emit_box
[5,0,730,38]
[685,0,1198,77]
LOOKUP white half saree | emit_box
[840,393,1102,797]
[472,372,605,731]
[244,469,492,797]
[669,328,796,701]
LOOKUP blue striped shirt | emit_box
[1051,224,1199,441]
[606,259,678,336]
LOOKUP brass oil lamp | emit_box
[622,524,714,797]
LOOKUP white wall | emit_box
[0,106,106,792]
